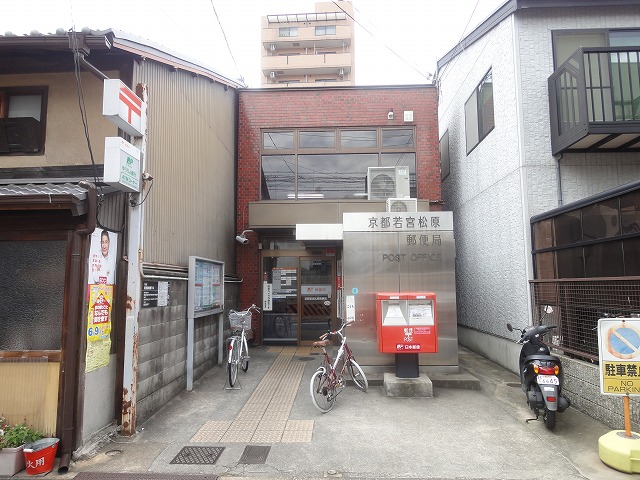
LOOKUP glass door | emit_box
[262,256,299,343]
[299,257,334,344]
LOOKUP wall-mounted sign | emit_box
[104,137,141,193]
[142,281,170,308]
[343,211,454,232]
[103,79,146,137]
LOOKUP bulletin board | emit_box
[188,256,224,318]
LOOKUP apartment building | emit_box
[437,0,640,429]
[261,1,355,87]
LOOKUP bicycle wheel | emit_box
[227,339,240,387]
[310,369,336,413]
[240,335,249,372]
[347,358,368,392]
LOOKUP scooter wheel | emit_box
[544,410,556,430]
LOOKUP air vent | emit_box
[386,198,417,212]
[367,166,410,200]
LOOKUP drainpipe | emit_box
[58,181,97,474]
[77,53,109,81]
[556,153,564,207]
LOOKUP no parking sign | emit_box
[598,318,640,395]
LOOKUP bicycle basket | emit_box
[229,311,252,329]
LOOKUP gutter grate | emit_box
[170,446,224,465]
[239,445,270,464]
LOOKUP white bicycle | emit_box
[227,304,259,387]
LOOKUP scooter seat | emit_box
[524,354,559,363]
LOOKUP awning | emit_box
[0,182,89,215]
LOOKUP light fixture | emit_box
[235,229,253,245]
[387,109,394,120]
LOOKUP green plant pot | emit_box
[0,445,26,476]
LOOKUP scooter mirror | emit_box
[506,323,513,332]
[544,305,554,314]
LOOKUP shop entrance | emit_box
[261,245,336,346]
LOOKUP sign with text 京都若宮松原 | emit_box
[598,318,640,396]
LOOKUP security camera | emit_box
[235,235,249,245]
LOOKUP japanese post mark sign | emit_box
[598,318,640,395]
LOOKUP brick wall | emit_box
[238,86,440,342]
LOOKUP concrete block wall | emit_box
[136,279,221,425]
[237,86,441,343]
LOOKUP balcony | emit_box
[262,24,352,50]
[548,47,640,155]
[263,52,352,77]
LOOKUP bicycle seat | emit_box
[313,339,330,347]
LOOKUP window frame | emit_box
[464,69,494,155]
[0,86,48,156]
[439,130,450,181]
[278,27,298,37]
[551,28,640,69]
[260,127,417,201]
[315,25,336,36]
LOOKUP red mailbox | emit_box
[376,292,438,353]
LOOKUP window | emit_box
[439,130,450,181]
[340,130,377,149]
[0,87,47,155]
[260,127,417,200]
[315,25,336,36]
[552,29,640,68]
[263,131,294,150]
[299,130,335,149]
[279,27,298,37]
[464,69,494,154]
[382,129,413,148]
[531,186,640,279]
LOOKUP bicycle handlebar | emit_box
[318,319,353,340]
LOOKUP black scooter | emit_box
[507,307,570,430]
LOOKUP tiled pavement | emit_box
[190,347,314,444]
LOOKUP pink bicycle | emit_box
[309,319,368,412]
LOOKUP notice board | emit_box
[188,256,224,318]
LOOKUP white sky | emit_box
[2,0,506,87]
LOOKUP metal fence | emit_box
[530,278,640,362]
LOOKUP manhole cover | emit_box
[297,356,316,362]
[239,445,270,464]
[170,446,224,465]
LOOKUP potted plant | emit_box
[0,417,43,476]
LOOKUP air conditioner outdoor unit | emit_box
[367,166,410,200]
[386,197,417,212]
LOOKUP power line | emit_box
[209,0,246,87]
[332,0,433,82]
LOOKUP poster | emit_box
[86,228,118,372]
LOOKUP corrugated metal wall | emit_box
[133,60,238,269]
